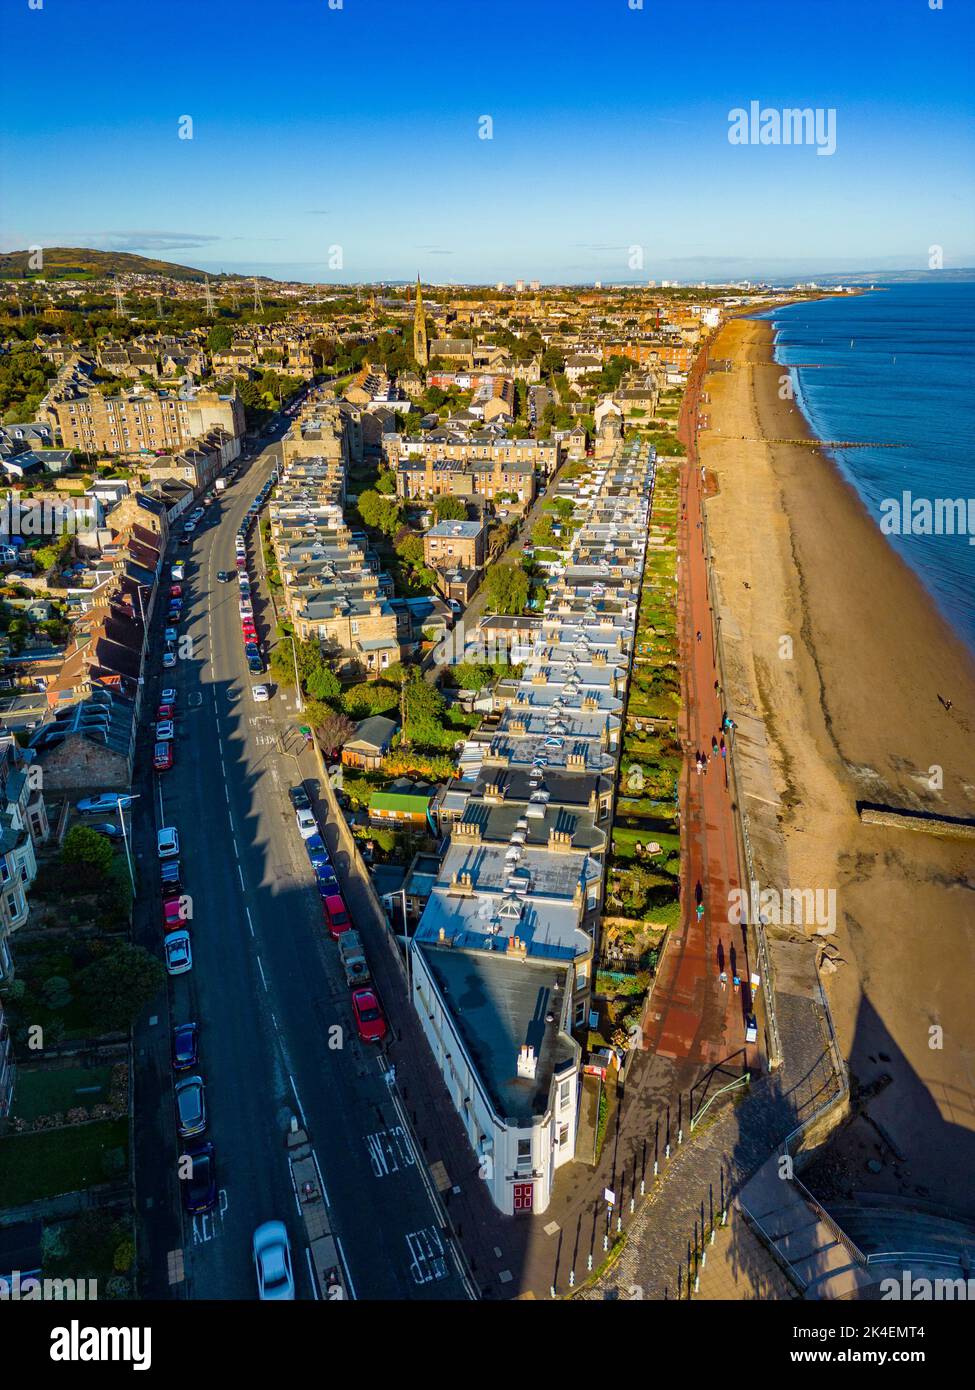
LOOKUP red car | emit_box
[157,703,174,721]
[163,896,185,931]
[153,741,174,771]
[323,894,350,940]
[170,584,183,598]
[351,988,387,1045]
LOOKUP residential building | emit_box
[422,519,485,574]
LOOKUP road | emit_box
[133,420,469,1300]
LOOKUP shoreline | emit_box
[699,316,975,1217]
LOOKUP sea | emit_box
[756,282,975,654]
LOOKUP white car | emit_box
[157,826,179,858]
[165,929,192,975]
[253,1222,294,1301]
[161,688,177,704]
[295,806,317,839]
[172,565,185,581]
[251,684,269,703]
[155,720,175,741]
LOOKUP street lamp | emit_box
[118,793,141,897]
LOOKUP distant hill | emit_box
[0,247,212,282]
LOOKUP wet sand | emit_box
[701,317,975,1216]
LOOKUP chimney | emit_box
[516,1044,537,1080]
[506,935,527,961]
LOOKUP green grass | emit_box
[12,1066,113,1122]
[610,827,680,861]
[0,1119,129,1205]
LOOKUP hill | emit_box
[0,247,212,282]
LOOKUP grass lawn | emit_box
[12,1066,113,1122]
[610,826,680,861]
[0,1119,129,1205]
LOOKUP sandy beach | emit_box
[701,316,975,1218]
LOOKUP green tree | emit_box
[484,563,529,615]
[61,824,114,877]
[342,682,399,719]
[78,943,165,1032]
[402,672,445,749]
[451,661,494,692]
[305,662,341,703]
[432,495,467,522]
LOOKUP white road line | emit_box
[246,906,254,937]
[304,1246,318,1300]
[289,1074,307,1129]
[335,1236,356,1300]
[256,955,268,992]
[237,863,245,891]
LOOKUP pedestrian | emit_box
[696,902,705,921]
[711,735,718,755]
[696,629,702,643]
[714,679,720,694]
[720,738,726,759]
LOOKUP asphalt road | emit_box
[133,422,468,1300]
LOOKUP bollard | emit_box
[701,1249,707,1269]
[587,1253,593,1272]
[721,1207,728,1227]
[710,1227,716,1246]
[569,1270,575,1288]
[694,1272,700,1293]
[641,1178,646,1196]
[677,1127,683,1146]
[550,1286,557,1299]
[665,1143,670,1160]
[616,1216,622,1234]
[603,1234,609,1252]
[630,1198,635,1215]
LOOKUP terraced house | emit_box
[409,438,657,1215]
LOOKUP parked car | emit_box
[305,834,328,868]
[163,651,177,668]
[323,893,351,940]
[175,1074,206,1137]
[182,1140,217,1215]
[157,702,174,720]
[247,655,263,674]
[289,785,310,812]
[251,684,269,702]
[295,806,317,839]
[157,826,179,858]
[164,627,178,643]
[315,862,339,895]
[253,1221,294,1301]
[351,987,388,1044]
[171,1021,199,1071]
[217,571,232,583]
[163,896,185,931]
[165,929,192,975]
[77,792,134,815]
[160,860,182,892]
[170,584,183,598]
[154,741,174,772]
[89,822,121,840]
[171,563,185,581]
[155,720,175,742]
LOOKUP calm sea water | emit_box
[757,283,975,653]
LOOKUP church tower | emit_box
[413,274,428,368]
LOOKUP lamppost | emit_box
[289,632,304,713]
[118,793,141,896]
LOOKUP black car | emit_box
[160,861,182,893]
[247,656,263,674]
[217,571,232,583]
[172,1021,199,1071]
[178,536,192,547]
[182,1140,217,1214]
[289,784,311,812]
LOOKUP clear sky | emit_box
[2,0,973,283]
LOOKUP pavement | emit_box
[132,420,469,1301]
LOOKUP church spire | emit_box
[413,273,428,368]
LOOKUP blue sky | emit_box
[2,0,973,283]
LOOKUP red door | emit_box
[513,1182,534,1213]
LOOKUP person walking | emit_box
[711,735,718,756]
[720,738,726,760]
[696,629,702,643]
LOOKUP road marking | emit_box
[406,1227,447,1284]
[237,863,245,891]
[305,1246,319,1300]
[246,906,254,937]
[257,955,268,991]
[289,1074,307,1129]
[365,1126,415,1178]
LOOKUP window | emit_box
[516,1137,531,1171]
[559,1123,570,1148]
[559,1079,572,1110]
